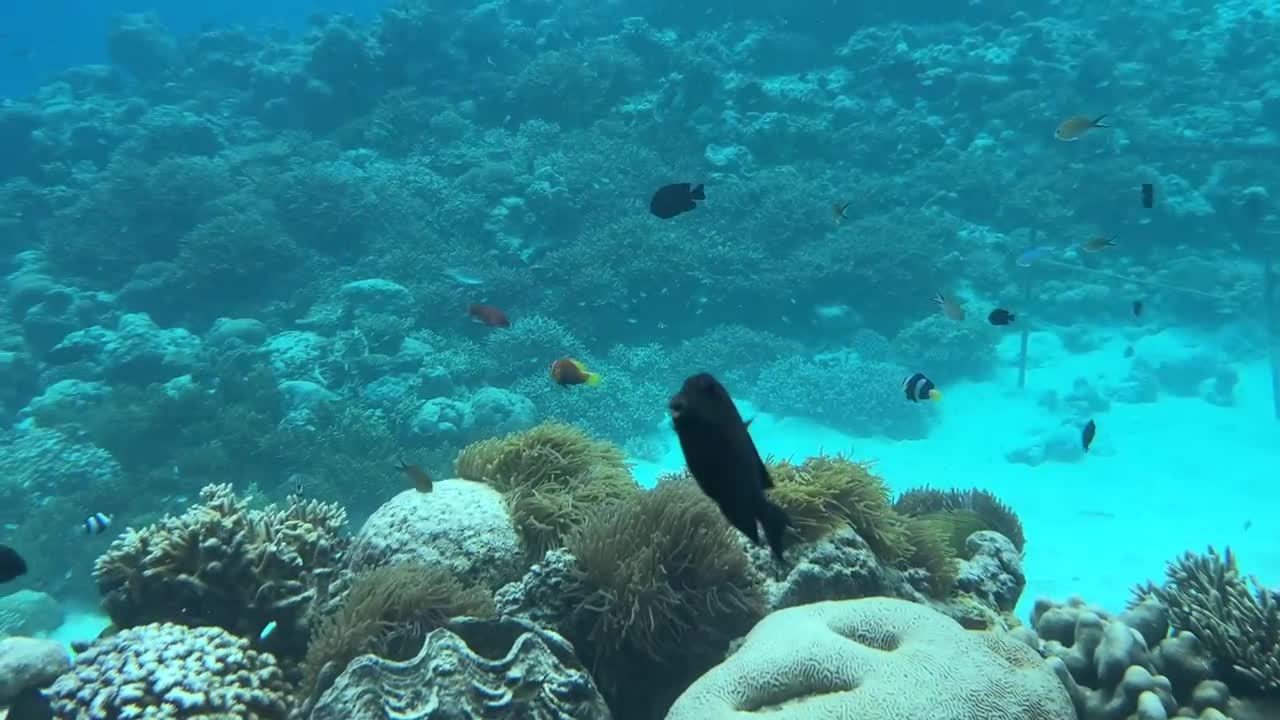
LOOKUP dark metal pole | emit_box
[1266,245,1280,419]
[1017,231,1035,389]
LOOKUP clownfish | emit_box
[550,357,601,387]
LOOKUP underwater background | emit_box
[1,0,1278,718]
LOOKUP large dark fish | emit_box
[649,182,705,219]
[669,373,789,561]
[0,544,27,583]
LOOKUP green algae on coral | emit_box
[300,562,495,711]
[455,421,639,560]
[564,474,764,720]
[767,454,912,562]
[904,516,961,598]
[894,485,1025,553]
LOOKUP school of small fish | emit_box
[0,113,1157,584]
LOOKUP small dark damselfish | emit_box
[650,182,705,219]
[669,373,789,562]
[1082,419,1097,453]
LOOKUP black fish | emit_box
[1132,300,1143,317]
[669,373,789,561]
[1124,345,1135,358]
[650,182,705,219]
[988,308,1016,325]
[1082,419,1097,453]
[903,372,941,402]
[1141,183,1154,208]
[6,686,53,720]
[0,544,27,583]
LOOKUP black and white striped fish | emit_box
[903,373,942,403]
[84,513,111,535]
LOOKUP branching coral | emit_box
[93,483,348,664]
[767,454,912,561]
[1131,546,1280,694]
[455,421,639,560]
[563,475,764,720]
[894,485,1026,553]
[299,562,495,713]
[47,622,292,719]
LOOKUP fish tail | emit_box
[1093,113,1110,127]
[757,498,790,563]
[928,389,943,401]
[584,372,602,385]
[689,183,705,200]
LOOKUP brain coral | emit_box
[46,622,292,719]
[93,483,348,662]
[665,597,1076,720]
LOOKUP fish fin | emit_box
[689,183,705,200]
[757,499,790,563]
[759,460,773,489]
[932,291,944,305]
[1092,113,1110,128]
[928,389,943,401]
[584,372,602,385]
[744,416,754,428]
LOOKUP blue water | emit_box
[2,1,1279,718]
[0,0,383,99]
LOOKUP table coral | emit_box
[667,597,1075,720]
[93,483,347,663]
[46,623,291,718]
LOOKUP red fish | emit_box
[550,357,601,387]
[468,303,510,328]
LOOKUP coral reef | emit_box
[300,562,495,714]
[93,483,348,663]
[1132,547,1280,695]
[0,637,69,706]
[345,481,525,590]
[455,422,639,560]
[894,485,1027,553]
[495,477,763,720]
[1026,595,1256,720]
[667,597,1075,719]
[310,616,611,720]
[46,623,292,718]
[768,455,910,560]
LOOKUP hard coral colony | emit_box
[0,2,1273,720]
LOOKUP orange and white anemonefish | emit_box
[550,357,601,387]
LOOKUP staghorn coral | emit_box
[562,475,764,720]
[299,562,495,714]
[93,483,347,664]
[894,485,1026,553]
[47,623,292,718]
[1131,546,1280,694]
[667,597,1075,720]
[767,454,912,562]
[455,421,638,560]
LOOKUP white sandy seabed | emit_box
[633,330,1280,619]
